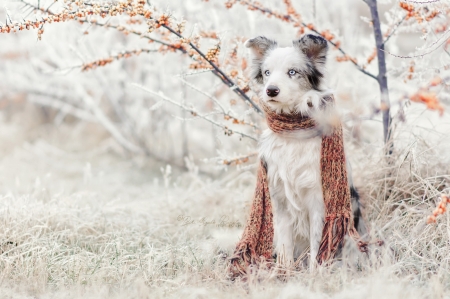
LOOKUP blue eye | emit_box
[264,70,270,76]
[288,69,296,76]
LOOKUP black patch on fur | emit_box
[350,186,361,231]
[293,34,328,91]
[254,66,264,84]
[305,62,323,91]
[333,186,362,258]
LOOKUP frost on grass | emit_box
[0,0,450,297]
[0,104,449,299]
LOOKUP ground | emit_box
[0,107,449,299]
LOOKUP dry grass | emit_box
[0,110,449,299]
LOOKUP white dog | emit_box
[245,34,363,267]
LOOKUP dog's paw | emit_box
[276,249,294,268]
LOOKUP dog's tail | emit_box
[350,186,367,236]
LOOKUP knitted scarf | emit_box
[228,95,367,278]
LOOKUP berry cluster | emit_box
[408,76,445,115]
[427,194,449,224]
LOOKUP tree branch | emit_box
[382,14,407,46]
[161,23,263,114]
[364,0,393,153]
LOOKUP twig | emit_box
[81,92,144,154]
[179,78,227,113]
[176,69,213,77]
[179,78,259,129]
[132,84,258,141]
[52,48,158,72]
[404,0,440,3]
[15,87,144,154]
[382,14,407,46]
[383,28,450,58]
[221,152,257,165]
[24,90,97,122]
[93,22,181,50]
[81,49,157,71]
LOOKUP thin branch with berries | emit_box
[158,23,263,114]
[8,0,263,115]
[221,152,257,166]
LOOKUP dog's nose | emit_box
[266,85,280,97]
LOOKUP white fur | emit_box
[259,131,325,267]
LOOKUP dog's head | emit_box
[245,34,329,114]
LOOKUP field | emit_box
[1,0,450,298]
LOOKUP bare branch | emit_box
[81,93,144,154]
[25,91,97,122]
[179,78,227,113]
[179,78,259,130]
[382,14,407,46]
[381,32,450,59]
[403,0,440,3]
[133,84,258,141]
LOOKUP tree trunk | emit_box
[365,0,393,154]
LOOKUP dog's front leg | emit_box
[308,193,325,269]
[274,212,294,267]
[270,181,295,267]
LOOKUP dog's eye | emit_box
[264,70,270,76]
[288,69,296,76]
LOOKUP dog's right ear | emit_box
[245,36,277,83]
[245,36,278,60]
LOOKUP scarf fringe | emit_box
[228,251,251,279]
[317,214,369,264]
[317,214,349,264]
[228,243,252,278]
[229,242,275,279]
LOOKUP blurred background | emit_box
[0,0,448,176]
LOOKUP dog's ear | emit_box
[245,36,278,60]
[245,36,277,84]
[293,34,328,66]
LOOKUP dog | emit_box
[245,34,364,267]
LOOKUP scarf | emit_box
[228,95,367,278]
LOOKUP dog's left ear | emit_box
[293,34,328,66]
[245,36,278,60]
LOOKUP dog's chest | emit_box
[259,130,323,209]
